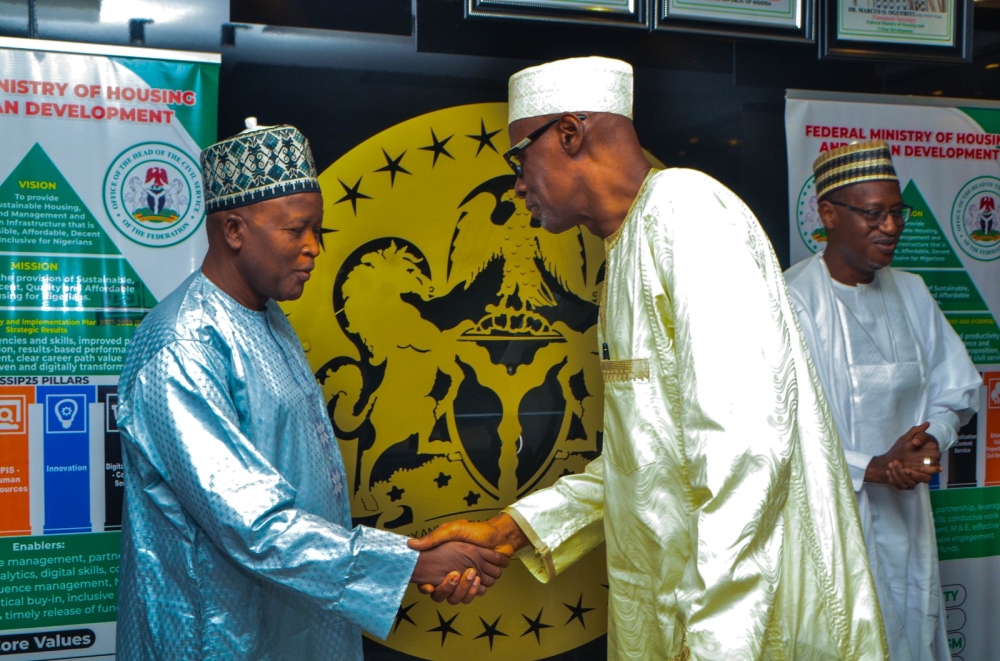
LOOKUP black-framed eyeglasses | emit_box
[503,114,586,177]
[828,200,913,228]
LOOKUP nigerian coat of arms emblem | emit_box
[102,141,203,247]
[283,103,628,659]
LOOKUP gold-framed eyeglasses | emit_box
[828,200,913,228]
[503,114,586,177]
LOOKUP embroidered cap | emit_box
[508,56,633,126]
[812,140,898,200]
[201,118,320,214]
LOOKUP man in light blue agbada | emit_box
[115,120,507,660]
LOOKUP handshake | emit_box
[406,512,530,605]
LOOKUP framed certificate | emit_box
[654,0,813,42]
[466,0,649,28]
[820,0,972,62]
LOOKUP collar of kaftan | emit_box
[605,167,659,253]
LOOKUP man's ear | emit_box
[817,199,837,231]
[557,113,585,156]
[221,211,247,251]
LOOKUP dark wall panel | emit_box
[232,0,413,36]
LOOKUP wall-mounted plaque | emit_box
[654,0,813,42]
[466,0,649,28]
[820,0,972,62]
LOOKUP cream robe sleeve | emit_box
[505,454,606,582]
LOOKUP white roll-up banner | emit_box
[787,90,1000,661]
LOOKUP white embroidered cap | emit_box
[507,56,634,125]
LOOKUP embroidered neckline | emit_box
[600,169,659,338]
[604,168,659,253]
[198,270,268,320]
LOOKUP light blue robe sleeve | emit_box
[120,339,418,641]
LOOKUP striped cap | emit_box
[812,140,897,200]
[201,120,320,214]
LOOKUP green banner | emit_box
[947,314,1000,365]
[0,39,217,658]
[0,532,121,631]
[0,309,140,376]
[932,487,1000,561]
[0,144,121,255]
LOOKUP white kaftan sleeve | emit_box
[788,286,872,492]
[906,279,982,452]
[119,340,418,640]
[841,449,875,493]
[505,455,606,583]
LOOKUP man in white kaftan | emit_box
[412,57,889,661]
[785,140,981,661]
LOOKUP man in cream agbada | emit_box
[412,57,889,661]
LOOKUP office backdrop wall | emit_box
[2,1,1000,660]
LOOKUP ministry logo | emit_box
[951,176,1000,261]
[103,142,204,248]
[796,175,826,254]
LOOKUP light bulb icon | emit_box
[54,398,79,429]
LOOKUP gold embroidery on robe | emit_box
[601,358,650,382]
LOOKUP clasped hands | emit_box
[865,421,942,490]
[407,513,529,605]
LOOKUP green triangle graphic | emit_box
[110,58,218,150]
[958,107,1000,135]
[893,180,963,268]
[899,269,988,312]
[0,144,121,255]
[0,255,157,309]
[892,180,999,363]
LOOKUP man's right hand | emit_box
[409,513,528,556]
[408,513,530,602]
[410,541,510,605]
[865,422,942,490]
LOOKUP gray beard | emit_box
[867,259,887,271]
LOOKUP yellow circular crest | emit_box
[284,103,611,658]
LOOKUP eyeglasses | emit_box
[828,200,913,228]
[503,114,586,177]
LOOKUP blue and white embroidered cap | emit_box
[201,118,320,213]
